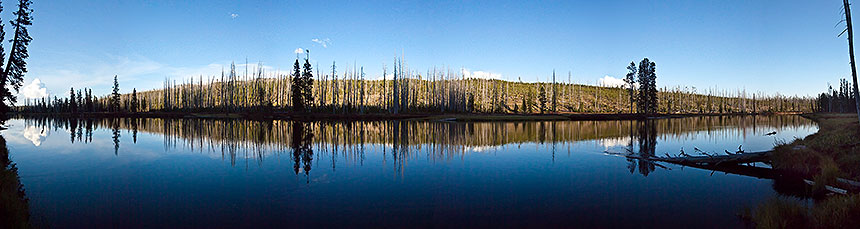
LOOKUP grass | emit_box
[771,113,860,182]
[746,113,860,228]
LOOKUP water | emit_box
[1,115,817,228]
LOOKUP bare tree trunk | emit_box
[845,0,860,124]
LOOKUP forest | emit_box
[815,78,858,113]
[16,56,816,116]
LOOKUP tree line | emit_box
[17,56,815,115]
[815,78,858,113]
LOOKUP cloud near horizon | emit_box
[597,75,636,88]
[461,68,501,79]
[21,78,48,99]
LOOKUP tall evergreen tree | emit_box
[0,0,32,113]
[290,50,314,113]
[86,89,93,112]
[636,58,657,115]
[301,52,314,111]
[624,62,637,113]
[291,59,303,112]
[130,88,138,112]
[76,89,82,111]
[111,75,120,112]
[69,88,77,113]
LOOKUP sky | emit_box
[13,0,858,102]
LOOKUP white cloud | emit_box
[311,38,330,48]
[461,68,502,79]
[598,75,636,88]
[230,13,239,19]
[20,78,48,99]
[294,48,304,54]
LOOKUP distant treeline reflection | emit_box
[19,115,814,170]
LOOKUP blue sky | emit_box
[15,0,856,101]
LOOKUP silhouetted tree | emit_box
[636,58,657,115]
[301,52,314,111]
[68,88,77,113]
[0,0,32,113]
[291,59,303,112]
[842,0,860,124]
[130,88,138,112]
[85,89,93,112]
[624,62,637,113]
[111,75,120,112]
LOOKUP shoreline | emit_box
[743,112,860,227]
[9,111,803,121]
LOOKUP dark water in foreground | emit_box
[1,115,817,228]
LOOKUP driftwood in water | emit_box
[612,150,772,166]
[654,150,772,165]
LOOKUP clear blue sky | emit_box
[16,0,856,100]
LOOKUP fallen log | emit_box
[606,150,773,166]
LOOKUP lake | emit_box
[1,115,817,228]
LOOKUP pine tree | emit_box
[131,88,138,112]
[636,58,657,115]
[85,89,93,112]
[76,90,82,111]
[111,75,120,112]
[301,51,315,112]
[69,88,77,113]
[291,59,304,112]
[624,62,637,113]
[521,95,528,114]
[0,0,32,113]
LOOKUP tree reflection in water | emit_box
[17,115,816,178]
[0,134,30,228]
[111,118,120,155]
[635,120,658,176]
[291,122,314,181]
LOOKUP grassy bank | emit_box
[746,113,860,228]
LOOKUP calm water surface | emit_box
[2,115,817,228]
